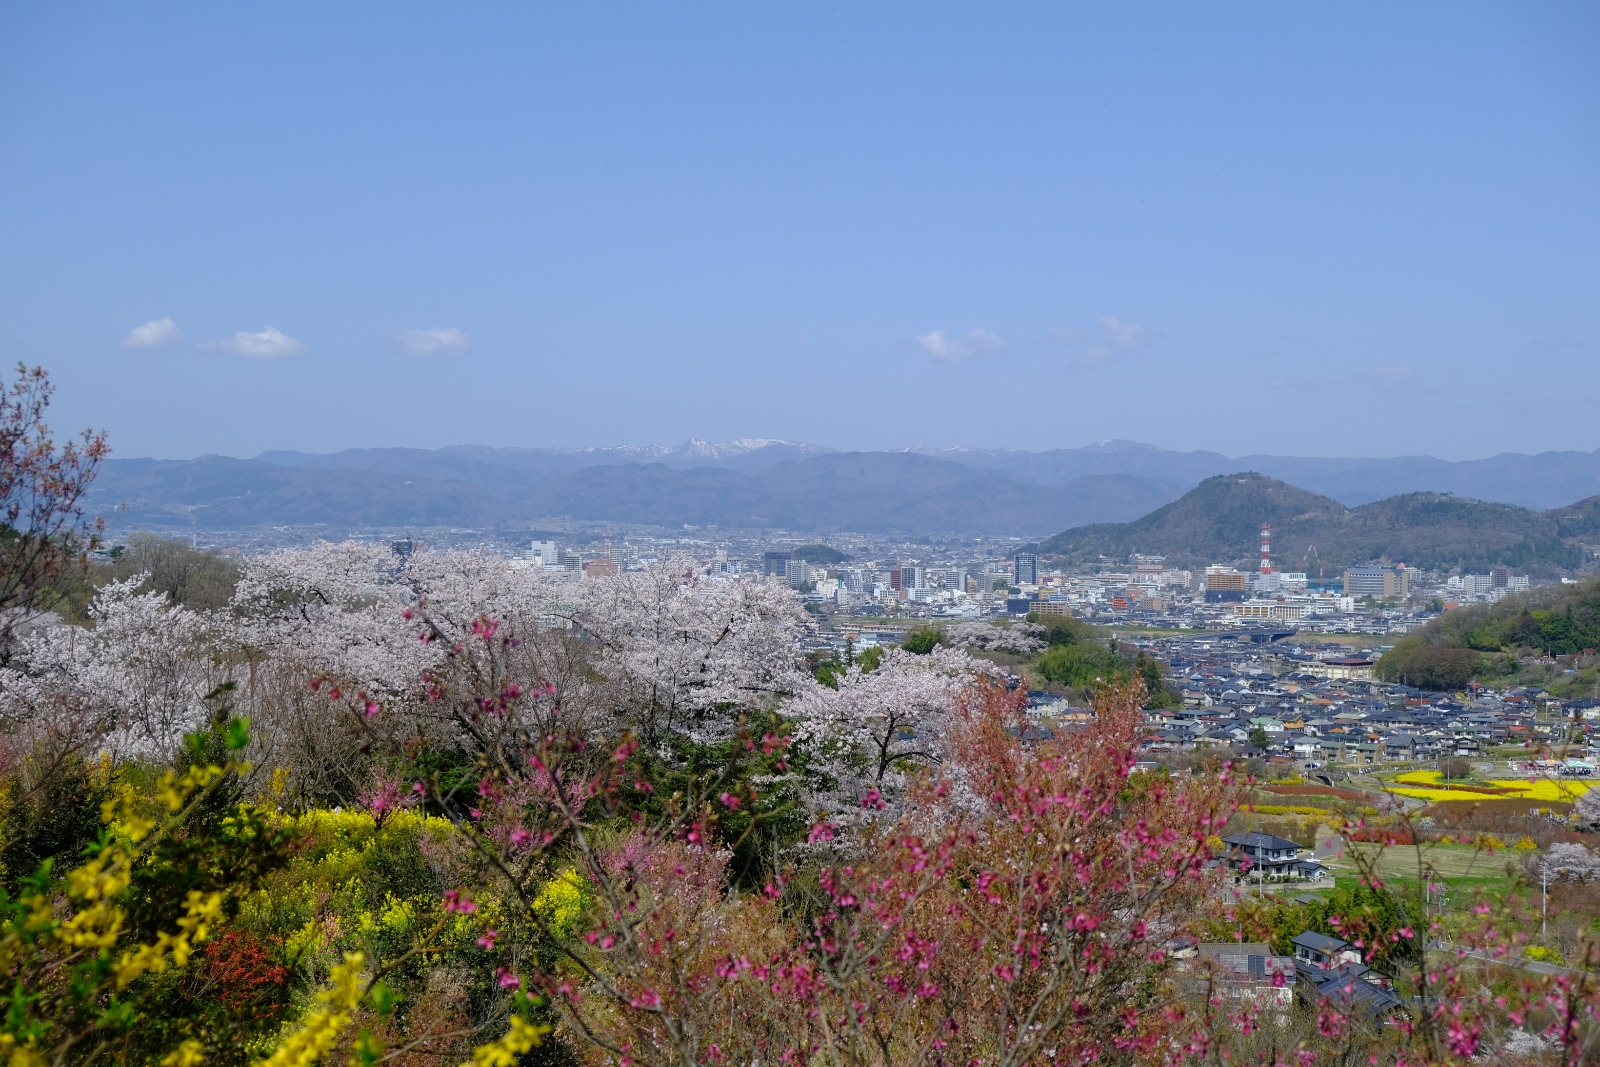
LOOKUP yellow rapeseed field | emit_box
[1387,769,1594,804]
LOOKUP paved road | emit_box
[1440,943,1580,977]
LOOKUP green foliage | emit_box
[55,534,243,623]
[900,625,943,655]
[813,660,843,689]
[1247,727,1271,750]
[1119,767,1170,804]
[1378,577,1600,689]
[1375,640,1482,690]
[0,714,298,1066]
[857,645,884,673]
[1200,879,1423,971]
[807,647,845,689]
[620,713,806,888]
[1031,615,1094,648]
[790,544,846,564]
[1134,652,1181,708]
[0,751,108,893]
[1036,642,1130,688]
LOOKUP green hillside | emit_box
[1376,577,1600,692]
[1039,472,1588,577]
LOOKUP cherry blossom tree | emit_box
[0,577,223,759]
[784,645,987,824]
[1542,842,1600,884]
[558,562,811,746]
[228,539,434,697]
[944,619,1046,656]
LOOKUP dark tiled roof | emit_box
[1304,965,1408,1017]
[1291,931,1348,954]
[1224,832,1302,851]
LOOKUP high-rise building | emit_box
[1344,566,1408,600]
[937,568,968,592]
[1014,551,1038,586]
[1491,567,1509,589]
[787,560,811,588]
[764,551,792,578]
[1204,565,1247,603]
[529,540,558,566]
[1205,565,1246,588]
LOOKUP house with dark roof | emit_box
[1222,832,1306,879]
[1290,932,1406,1017]
[1184,944,1296,1010]
[1290,931,1360,968]
[1302,963,1408,1019]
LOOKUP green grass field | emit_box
[1326,841,1523,899]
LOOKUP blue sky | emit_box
[1,2,1596,461]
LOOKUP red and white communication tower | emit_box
[1259,523,1273,575]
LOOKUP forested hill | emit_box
[1375,577,1600,691]
[1039,472,1595,576]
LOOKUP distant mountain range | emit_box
[905,441,1600,510]
[1039,472,1600,577]
[91,451,1184,537]
[86,438,1600,539]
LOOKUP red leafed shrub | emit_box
[198,929,292,1022]
[1347,826,1415,844]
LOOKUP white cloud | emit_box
[1078,316,1148,367]
[198,327,306,361]
[120,317,185,350]
[390,326,472,359]
[915,328,1006,365]
[1369,364,1418,383]
[1049,316,1150,368]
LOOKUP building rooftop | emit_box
[1291,930,1350,954]
[1223,832,1303,851]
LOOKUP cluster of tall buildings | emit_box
[502,525,1540,638]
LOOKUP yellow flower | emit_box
[285,919,327,959]
[378,893,416,933]
[1395,770,1442,786]
[113,890,225,988]
[0,1033,47,1067]
[532,869,588,938]
[461,1016,548,1067]
[255,952,366,1067]
[162,1040,207,1067]
[1489,779,1594,802]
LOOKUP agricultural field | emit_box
[1324,840,1527,901]
[1385,768,1596,805]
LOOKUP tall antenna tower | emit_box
[1259,523,1273,575]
